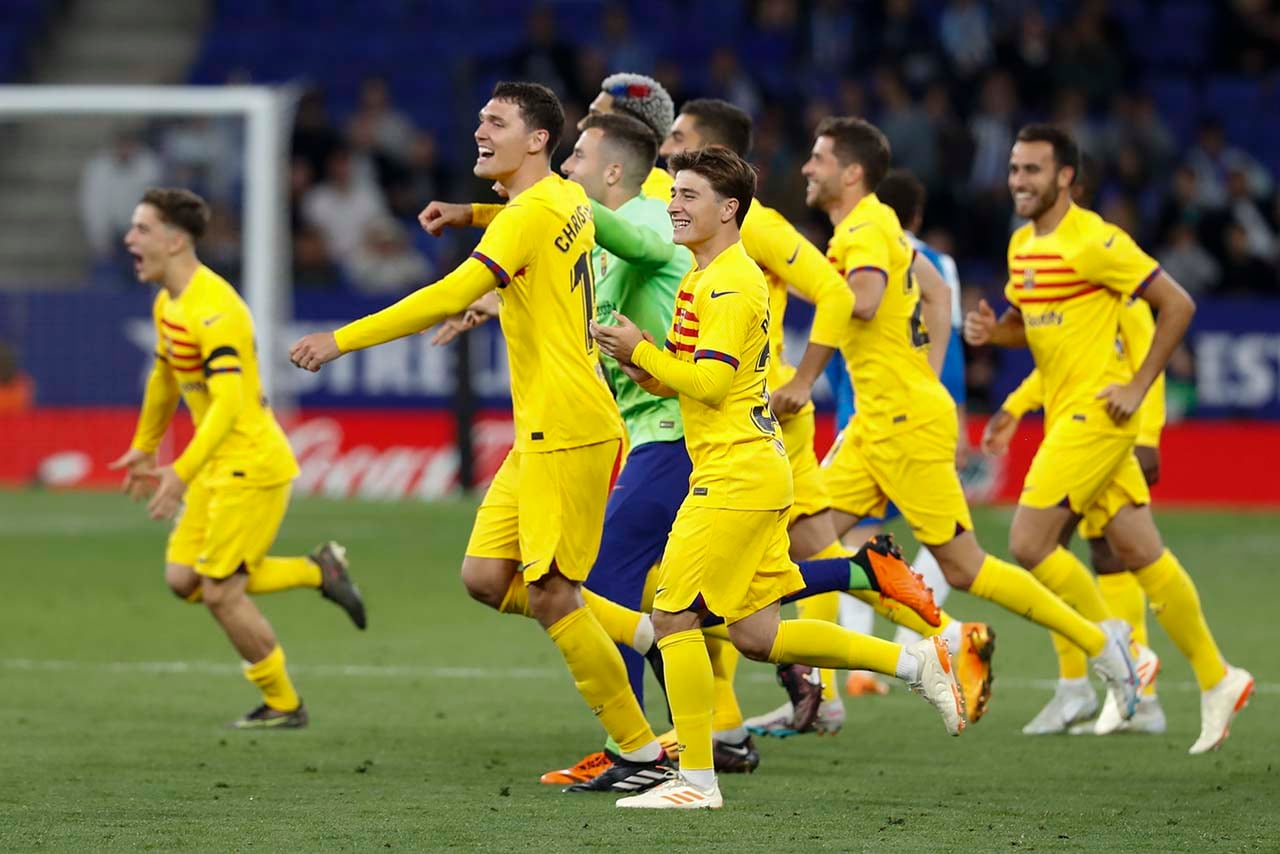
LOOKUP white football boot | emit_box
[1022,678,1099,735]
[905,637,966,736]
[616,775,723,810]
[1189,666,1255,755]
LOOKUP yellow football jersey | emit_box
[827,193,953,440]
[470,174,622,452]
[641,166,674,202]
[741,202,853,417]
[1004,203,1160,431]
[655,242,792,510]
[145,265,297,486]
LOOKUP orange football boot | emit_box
[854,534,941,627]
[844,671,891,696]
[955,622,996,723]
[539,751,612,785]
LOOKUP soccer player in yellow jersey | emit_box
[986,297,1169,736]
[965,124,1253,754]
[592,146,965,811]
[290,82,672,784]
[111,188,366,729]
[802,117,1161,726]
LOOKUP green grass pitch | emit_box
[1,490,1276,852]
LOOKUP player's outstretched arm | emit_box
[291,259,500,371]
[964,299,1025,348]
[914,252,952,377]
[590,201,675,269]
[418,200,475,236]
[1097,272,1195,424]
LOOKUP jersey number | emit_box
[909,300,930,348]
[571,251,595,352]
[754,316,770,372]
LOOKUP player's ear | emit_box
[528,128,550,155]
[605,162,622,187]
[721,197,739,224]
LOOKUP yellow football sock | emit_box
[766,619,902,676]
[498,576,533,617]
[547,607,654,753]
[658,628,716,772]
[1030,547,1111,621]
[582,589,643,649]
[796,592,841,701]
[807,540,852,560]
[1132,550,1227,691]
[184,587,203,604]
[1098,571,1153,694]
[246,556,322,594]
[1050,631,1089,680]
[847,589,951,638]
[243,644,300,712]
[971,555,1107,656]
[701,623,730,641]
[706,636,743,732]
[640,563,660,612]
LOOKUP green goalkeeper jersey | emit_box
[591,194,692,448]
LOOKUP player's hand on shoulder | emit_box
[289,332,341,372]
[108,448,158,501]
[770,377,812,416]
[980,409,1019,457]
[963,299,996,346]
[418,201,473,236]
[1096,380,1144,425]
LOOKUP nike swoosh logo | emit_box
[709,290,737,299]
[654,587,667,595]
[785,244,800,264]
[519,560,540,572]
[846,223,869,234]
[1104,233,1117,248]
[202,314,223,326]
[718,744,750,757]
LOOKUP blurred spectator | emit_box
[293,223,341,290]
[505,6,582,102]
[707,48,762,116]
[302,147,390,263]
[0,341,33,414]
[600,3,654,73]
[201,203,243,283]
[344,216,433,295]
[162,117,239,204]
[939,0,993,77]
[79,132,161,261]
[1158,163,1228,255]
[1215,0,1280,74]
[1050,88,1099,159]
[1102,92,1177,177]
[809,0,857,76]
[968,71,1017,195]
[875,68,938,189]
[872,0,940,84]
[347,76,416,165]
[1100,194,1142,243]
[1052,2,1126,106]
[1157,221,1222,296]
[1226,168,1278,261]
[1218,222,1279,295]
[995,6,1053,104]
[349,113,408,197]
[389,131,450,219]
[291,88,340,184]
[1187,118,1274,208]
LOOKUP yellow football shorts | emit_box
[465,439,620,583]
[166,475,292,579]
[653,503,805,624]
[1021,424,1150,538]
[779,407,830,525]
[822,411,973,546]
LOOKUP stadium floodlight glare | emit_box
[0,85,294,396]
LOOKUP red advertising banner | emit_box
[2,408,1279,507]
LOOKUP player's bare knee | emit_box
[1009,530,1052,570]
[651,609,699,642]
[732,630,775,663]
[200,577,240,612]
[459,559,508,610]
[164,563,200,601]
[1089,539,1124,575]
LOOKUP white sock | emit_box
[939,620,964,655]
[682,767,716,790]
[632,614,654,654]
[837,592,875,634]
[620,739,662,763]
[893,547,954,647]
[895,648,920,682]
[712,725,748,744]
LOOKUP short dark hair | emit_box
[667,145,755,227]
[679,98,753,158]
[876,169,926,231]
[1015,123,1080,181]
[140,187,210,240]
[492,81,565,156]
[814,116,891,191]
[581,112,659,188]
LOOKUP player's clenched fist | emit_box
[418,201,473,236]
[290,332,342,372]
[963,299,997,346]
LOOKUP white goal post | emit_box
[0,85,295,397]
